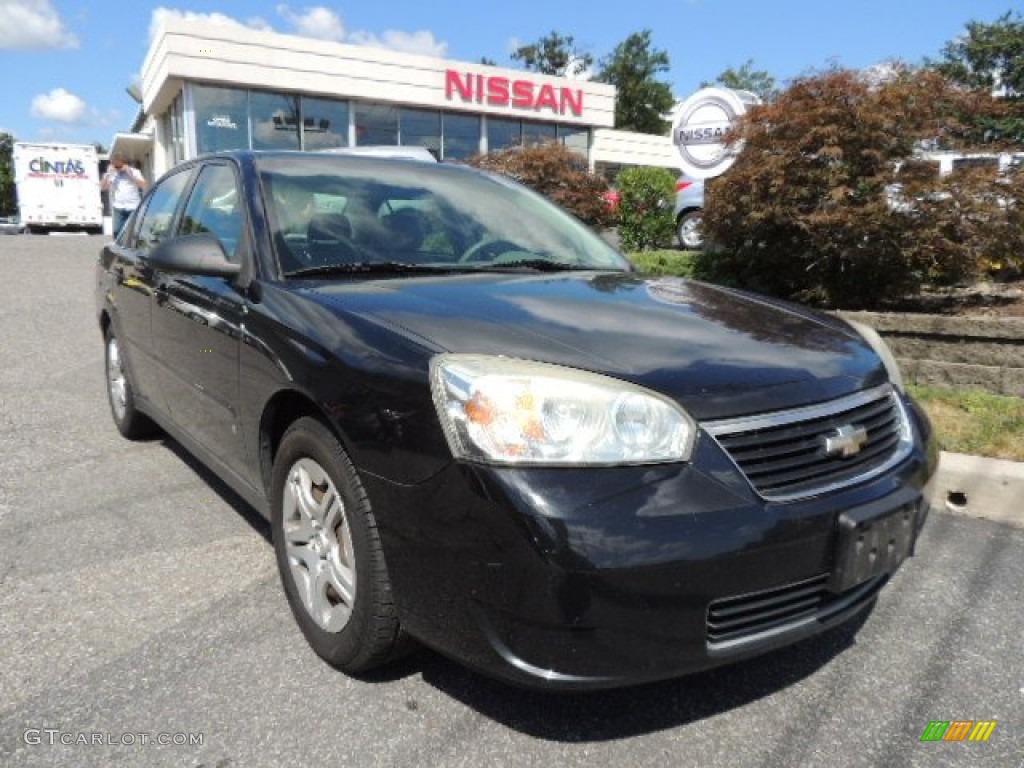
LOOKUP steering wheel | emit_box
[459,238,527,264]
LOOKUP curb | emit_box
[929,451,1024,528]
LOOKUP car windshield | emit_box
[257,154,630,277]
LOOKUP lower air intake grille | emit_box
[706,573,886,649]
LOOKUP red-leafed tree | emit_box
[467,142,616,230]
[700,67,1022,308]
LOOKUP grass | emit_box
[627,250,699,277]
[907,384,1024,462]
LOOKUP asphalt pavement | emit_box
[0,235,1021,768]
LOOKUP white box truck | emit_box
[13,142,103,233]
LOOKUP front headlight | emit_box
[430,354,697,465]
[846,319,905,393]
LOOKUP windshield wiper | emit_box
[474,259,619,272]
[285,261,457,278]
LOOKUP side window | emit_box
[135,170,191,252]
[116,205,144,246]
[180,164,244,261]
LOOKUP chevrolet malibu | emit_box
[96,151,937,689]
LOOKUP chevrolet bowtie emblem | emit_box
[824,424,868,458]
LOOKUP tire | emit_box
[271,417,407,673]
[676,210,704,251]
[104,328,158,439]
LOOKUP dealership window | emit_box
[355,103,398,145]
[441,113,479,160]
[488,118,521,151]
[559,126,589,158]
[251,91,301,150]
[192,85,250,155]
[301,96,349,150]
[162,92,186,169]
[522,121,556,146]
[400,108,441,159]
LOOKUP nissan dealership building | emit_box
[113,18,680,181]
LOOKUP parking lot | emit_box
[0,235,1021,768]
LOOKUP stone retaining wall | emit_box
[836,312,1024,397]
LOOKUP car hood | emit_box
[298,272,887,420]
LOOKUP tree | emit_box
[702,59,777,102]
[699,68,1021,308]
[932,11,1024,94]
[511,31,592,77]
[0,132,15,216]
[930,11,1024,144]
[595,30,675,134]
[479,56,497,67]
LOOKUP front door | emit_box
[151,162,250,477]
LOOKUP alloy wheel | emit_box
[281,457,357,633]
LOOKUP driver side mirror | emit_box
[146,233,240,278]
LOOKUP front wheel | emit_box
[271,417,408,672]
[677,210,704,250]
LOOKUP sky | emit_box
[0,0,1016,146]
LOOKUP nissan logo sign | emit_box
[672,88,757,180]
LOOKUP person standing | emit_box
[102,153,147,237]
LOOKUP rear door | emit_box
[103,166,194,414]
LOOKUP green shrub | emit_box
[628,250,697,276]
[616,166,676,251]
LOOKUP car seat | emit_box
[307,212,358,266]
[381,208,426,256]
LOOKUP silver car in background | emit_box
[0,215,26,235]
[674,175,705,250]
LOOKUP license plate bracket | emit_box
[828,492,920,593]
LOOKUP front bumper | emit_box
[364,398,938,690]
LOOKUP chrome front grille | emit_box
[705,384,910,502]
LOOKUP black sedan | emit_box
[96,150,938,690]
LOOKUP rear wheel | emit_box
[271,417,408,672]
[677,210,704,250]
[104,328,158,439]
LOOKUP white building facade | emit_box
[115,20,687,182]
[117,19,642,181]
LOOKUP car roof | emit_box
[318,146,438,162]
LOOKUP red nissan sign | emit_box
[445,70,584,117]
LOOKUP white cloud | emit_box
[860,61,906,88]
[275,4,446,56]
[276,4,345,42]
[30,88,87,123]
[563,56,593,81]
[506,37,522,56]
[148,6,446,58]
[348,29,447,58]
[89,107,122,129]
[246,16,274,32]
[0,0,78,50]
[149,7,270,42]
